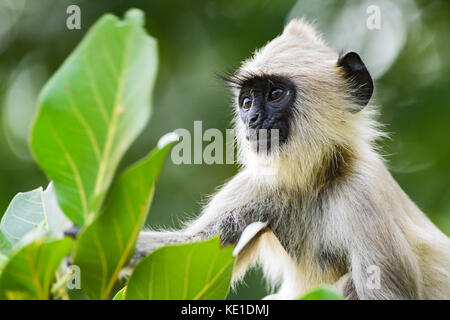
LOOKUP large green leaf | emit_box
[125,237,235,300]
[30,9,158,226]
[0,253,8,272]
[0,188,46,249]
[0,183,71,253]
[0,238,72,300]
[73,135,177,300]
[298,285,343,300]
[0,232,11,256]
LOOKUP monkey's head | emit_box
[224,19,378,187]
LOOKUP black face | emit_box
[236,74,296,149]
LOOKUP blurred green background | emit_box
[0,0,448,299]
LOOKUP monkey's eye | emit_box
[241,97,252,110]
[268,88,284,101]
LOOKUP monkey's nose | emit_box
[249,114,259,124]
[248,111,263,129]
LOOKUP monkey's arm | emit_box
[336,185,421,300]
[132,172,260,264]
[131,229,209,264]
[347,234,420,300]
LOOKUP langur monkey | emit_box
[134,19,450,299]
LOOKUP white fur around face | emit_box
[232,19,384,193]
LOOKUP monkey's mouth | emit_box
[246,129,286,154]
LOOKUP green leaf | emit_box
[0,183,71,252]
[298,285,343,300]
[0,238,72,300]
[30,9,158,226]
[0,187,47,249]
[0,232,12,256]
[0,253,8,272]
[113,286,127,300]
[73,135,177,300]
[125,237,235,300]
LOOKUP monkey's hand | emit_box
[232,221,269,256]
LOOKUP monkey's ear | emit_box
[337,51,373,109]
